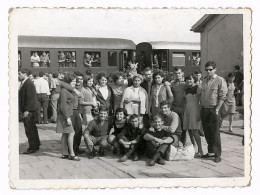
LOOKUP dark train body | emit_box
[18,36,201,74]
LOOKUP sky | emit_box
[10,9,203,44]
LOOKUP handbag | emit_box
[167,144,195,161]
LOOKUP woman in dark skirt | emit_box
[56,73,80,161]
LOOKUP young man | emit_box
[194,70,203,86]
[200,61,228,163]
[34,71,51,124]
[170,68,186,144]
[19,68,41,154]
[144,115,174,166]
[117,114,144,162]
[83,106,112,159]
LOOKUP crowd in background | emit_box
[18,62,244,166]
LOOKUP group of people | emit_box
[18,61,243,166]
[58,51,76,68]
[30,51,51,68]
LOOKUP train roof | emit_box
[18,36,136,49]
[137,41,200,50]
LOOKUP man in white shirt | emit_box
[34,71,51,124]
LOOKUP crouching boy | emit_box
[117,114,144,162]
[144,114,174,166]
[83,106,112,159]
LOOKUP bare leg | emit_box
[68,132,76,156]
[192,129,203,155]
[188,130,196,146]
[229,114,234,132]
[61,133,69,155]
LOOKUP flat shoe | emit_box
[61,154,69,159]
[201,153,215,158]
[69,156,80,161]
[215,156,221,163]
[22,149,37,154]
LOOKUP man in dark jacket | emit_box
[19,68,40,154]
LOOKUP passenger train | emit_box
[18,36,201,74]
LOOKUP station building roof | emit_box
[18,36,136,50]
[190,14,216,32]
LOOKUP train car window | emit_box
[84,52,101,67]
[18,51,21,68]
[108,51,117,66]
[58,51,76,68]
[31,51,50,68]
[191,52,201,66]
[172,53,186,67]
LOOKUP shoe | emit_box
[61,154,69,159]
[195,152,203,158]
[88,151,95,159]
[133,153,139,161]
[69,155,80,161]
[75,148,85,154]
[201,153,215,158]
[22,149,37,154]
[215,156,221,163]
[157,157,166,165]
[198,129,205,137]
[149,159,156,166]
[120,155,128,162]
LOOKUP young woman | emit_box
[95,72,114,116]
[109,72,127,112]
[120,74,148,126]
[220,73,237,132]
[150,71,173,116]
[183,74,203,157]
[107,108,128,154]
[56,73,80,161]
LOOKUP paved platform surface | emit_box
[19,118,245,179]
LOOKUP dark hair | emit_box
[85,69,93,76]
[63,73,76,84]
[194,70,202,74]
[228,72,235,78]
[96,71,108,84]
[52,72,58,78]
[20,68,30,75]
[143,67,153,73]
[152,114,164,122]
[74,71,84,77]
[99,106,108,113]
[83,75,93,87]
[174,67,182,72]
[33,72,39,78]
[129,114,139,121]
[205,61,216,69]
[39,71,45,77]
[234,65,240,70]
[111,72,124,83]
[185,73,198,82]
[153,70,165,83]
[160,100,171,108]
[115,108,128,118]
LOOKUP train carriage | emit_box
[18,36,136,74]
[136,41,201,74]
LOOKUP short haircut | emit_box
[33,72,39,78]
[205,61,216,69]
[152,70,164,81]
[96,71,108,82]
[174,67,182,72]
[132,74,143,82]
[83,75,93,87]
[228,72,235,78]
[74,71,84,77]
[194,70,202,74]
[160,100,171,108]
[185,73,198,82]
[85,69,93,76]
[152,114,164,122]
[129,114,139,121]
[63,73,76,84]
[20,68,30,75]
[114,108,128,118]
[99,106,108,113]
[39,71,45,77]
[52,72,58,78]
[143,67,153,73]
[111,72,124,83]
[234,65,240,70]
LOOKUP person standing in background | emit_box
[200,61,227,163]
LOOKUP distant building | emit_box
[191,14,243,77]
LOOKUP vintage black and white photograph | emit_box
[9,8,251,189]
